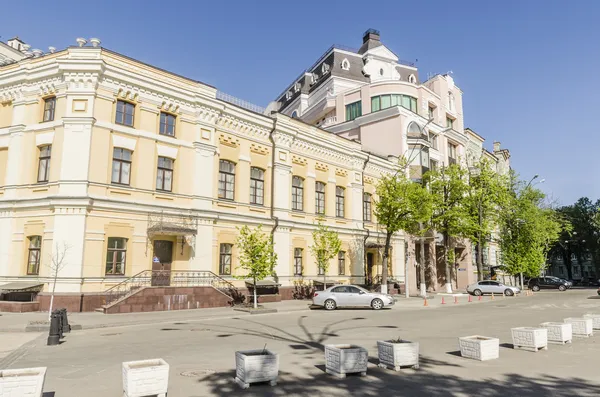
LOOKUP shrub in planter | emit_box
[0,367,46,397]
[377,338,419,371]
[234,349,279,389]
[325,344,368,378]
[122,359,169,397]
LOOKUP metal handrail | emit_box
[103,270,238,307]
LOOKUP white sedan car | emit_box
[467,280,521,296]
[312,285,395,310]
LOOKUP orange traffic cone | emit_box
[441,297,446,305]
[468,295,472,303]
[491,293,495,300]
[478,295,482,301]
[454,296,458,304]
[423,298,429,307]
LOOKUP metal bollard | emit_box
[47,311,61,346]
[59,308,71,333]
[54,309,64,339]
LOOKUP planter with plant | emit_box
[377,338,419,371]
[234,347,279,389]
[324,344,368,378]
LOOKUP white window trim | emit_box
[112,134,137,151]
[157,144,178,159]
[341,58,350,71]
[35,132,54,146]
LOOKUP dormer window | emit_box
[310,73,318,85]
[321,63,330,74]
[408,74,417,84]
[293,82,301,92]
[341,58,350,71]
[286,91,293,100]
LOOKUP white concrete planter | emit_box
[564,318,593,337]
[511,327,548,352]
[0,367,46,397]
[458,335,499,361]
[234,349,279,389]
[583,314,600,330]
[540,322,573,344]
[122,358,169,397]
[377,340,419,371]
[325,344,368,378]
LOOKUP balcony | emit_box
[320,116,337,127]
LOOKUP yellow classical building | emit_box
[0,39,404,311]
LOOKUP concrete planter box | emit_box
[377,340,419,371]
[540,322,573,344]
[234,349,279,389]
[511,327,548,352]
[122,359,169,397]
[325,344,368,378]
[583,314,600,330]
[0,367,46,397]
[458,335,499,361]
[564,318,593,337]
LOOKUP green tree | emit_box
[374,159,432,295]
[465,159,510,281]
[498,175,566,286]
[425,163,472,293]
[310,219,342,289]
[235,225,277,309]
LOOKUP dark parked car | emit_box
[528,277,569,292]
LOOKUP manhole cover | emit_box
[180,370,215,377]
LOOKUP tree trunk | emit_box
[48,271,58,321]
[323,265,326,291]
[253,276,258,309]
[564,249,573,281]
[444,233,452,293]
[477,203,484,281]
[418,223,426,297]
[381,233,392,294]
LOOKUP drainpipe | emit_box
[362,154,370,286]
[268,122,279,281]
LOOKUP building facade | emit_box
[0,38,408,309]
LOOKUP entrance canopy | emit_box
[0,282,44,293]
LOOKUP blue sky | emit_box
[1,0,598,204]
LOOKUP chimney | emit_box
[493,141,501,152]
[363,28,381,44]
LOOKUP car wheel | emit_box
[504,289,514,297]
[371,298,384,310]
[558,285,566,291]
[532,285,540,292]
[473,289,482,296]
[324,299,337,310]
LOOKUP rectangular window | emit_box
[371,97,380,112]
[294,248,303,276]
[156,156,174,191]
[292,176,304,211]
[27,236,42,275]
[218,160,236,200]
[446,116,454,130]
[37,145,51,183]
[345,101,362,121]
[159,112,176,137]
[315,181,326,215]
[381,94,391,109]
[336,186,345,218]
[429,159,438,171]
[115,100,135,127]
[363,193,372,222]
[106,237,127,275]
[430,133,438,150]
[448,143,457,165]
[370,95,417,113]
[338,251,346,275]
[219,243,232,275]
[249,167,264,205]
[111,148,132,185]
[428,105,434,120]
[43,97,56,122]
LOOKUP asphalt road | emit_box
[8,289,600,396]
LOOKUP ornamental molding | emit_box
[291,137,355,168]
[216,113,271,141]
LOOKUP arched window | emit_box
[341,58,350,71]
[407,121,422,136]
[291,110,298,119]
[408,74,417,84]
[448,91,455,112]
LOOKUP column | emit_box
[193,141,217,211]
[51,205,88,292]
[58,118,94,196]
[190,219,214,271]
[0,210,14,278]
[2,125,25,199]
[273,226,291,285]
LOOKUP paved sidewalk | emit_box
[0,293,503,333]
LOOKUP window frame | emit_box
[105,237,127,276]
[27,236,42,275]
[249,167,264,205]
[294,248,303,276]
[335,186,345,218]
[447,142,457,160]
[370,94,418,113]
[446,116,455,130]
[111,148,132,185]
[430,132,438,150]
[156,156,174,192]
[345,101,362,121]
[37,145,51,183]
[428,105,435,120]
[363,192,372,222]
[218,160,236,200]
[42,96,56,122]
[338,251,346,275]
[292,176,304,211]
[115,100,135,127]
[315,181,326,215]
[219,243,232,275]
[159,112,176,137]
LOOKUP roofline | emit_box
[0,41,26,57]
[465,127,485,141]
